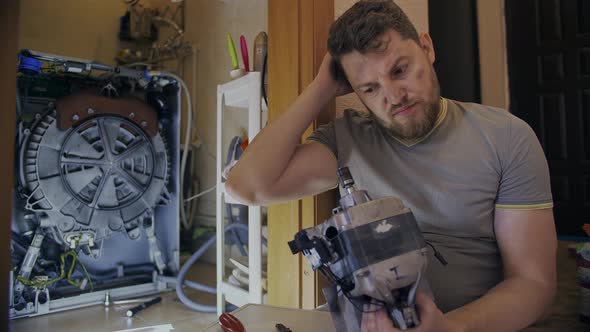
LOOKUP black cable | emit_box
[425,241,448,266]
[318,266,385,314]
[318,266,334,282]
[342,290,385,313]
[261,52,268,108]
[11,232,31,251]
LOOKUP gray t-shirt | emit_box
[307,98,553,312]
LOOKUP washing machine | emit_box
[10,50,180,318]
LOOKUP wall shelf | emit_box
[216,71,266,315]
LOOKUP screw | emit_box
[72,114,80,121]
[129,113,135,119]
[104,292,111,307]
[141,120,148,127]
[34,113,41,120]
[59,220,73,231]
[87,108,95,114]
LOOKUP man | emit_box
[226,1,557,331]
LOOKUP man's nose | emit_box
[382,79,407,106]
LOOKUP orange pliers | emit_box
[219,312,246,332]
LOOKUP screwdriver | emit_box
[126,296,162,317]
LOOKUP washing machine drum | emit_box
[19,94,170,250]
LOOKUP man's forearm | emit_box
[446,276,555,332]
[226,79,334,202]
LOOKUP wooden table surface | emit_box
[201,241,590,332]
[9,242,589,332]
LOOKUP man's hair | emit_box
[327,0,420,82]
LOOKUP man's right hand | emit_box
[360,308,398,332]
[314,53,354,98]
[360,294,465,332]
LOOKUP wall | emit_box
[334,0,429,114]
[334,0,428,30]
[18,0,128,64]
[183,0,267,230]
[18,0,189,145]
[477,0,509,109]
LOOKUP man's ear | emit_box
[419,33,435,64]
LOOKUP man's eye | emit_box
[394,65,408,76]
[363,88,374,94]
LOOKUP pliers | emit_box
[219,312,246,332]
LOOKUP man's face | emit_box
[340,29,441,140]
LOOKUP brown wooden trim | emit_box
[305,0,336,309]
[267,0,304,308]
[1,0,19,328]
[267,0,335,309]
[313,0,336,127]
[299,0,317,310]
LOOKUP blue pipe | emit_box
[172,223,253,312]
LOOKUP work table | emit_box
[9,242,588,331]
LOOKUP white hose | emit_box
[185,185,216,203]
[149,71,192,230]
[160,223,248,313]
[146,46,215,229]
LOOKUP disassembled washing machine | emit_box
[10,50,180,318]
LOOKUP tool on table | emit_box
[219,312,246,332]
[275,323,292,332]
[114,297,159,305]
[104,292,111,307]
[126,296,162,317]
[289,167,445,331]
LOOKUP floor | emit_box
[9,262,219,332]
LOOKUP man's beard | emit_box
[384,98,440,139]
[365,73,441,140]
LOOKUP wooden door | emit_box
[506,0,590,237]
[267,0,336,309]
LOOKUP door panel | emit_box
[267,0,335,309]
[506,0,590,236]
[1,0,19,328]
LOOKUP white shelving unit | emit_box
[216,72,266,315]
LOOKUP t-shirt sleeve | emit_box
[495,116,553,210]
[306,121,338,158]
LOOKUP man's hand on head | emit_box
[360,293,465,332]
[314,53,353,97]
